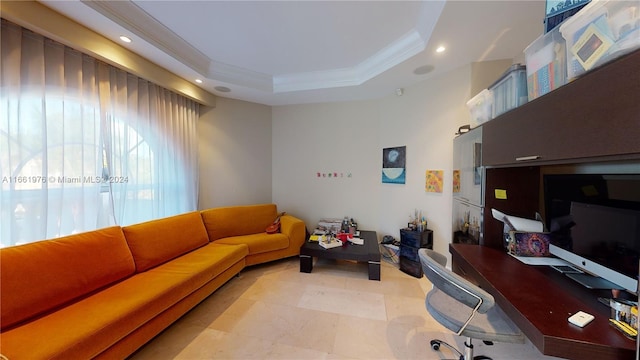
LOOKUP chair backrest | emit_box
[419,248,495,314]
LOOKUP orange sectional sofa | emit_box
[0,204,305,360]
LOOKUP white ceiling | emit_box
[40,0,545,106]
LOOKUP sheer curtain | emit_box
[98,64,200,225]
[0,20,199,247]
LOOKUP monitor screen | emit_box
[544,173,640,293]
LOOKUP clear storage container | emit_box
[524,25,567,101]
[466,89,493,126]
[560,0,640,81]
[489,64,528,117]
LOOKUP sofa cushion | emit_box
[0,226,135,329]
[215,233,289,255]
[0,243,247,359]
[123,211,210,272]
[201,204,278,241]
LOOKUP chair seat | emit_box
[427,288,524,344]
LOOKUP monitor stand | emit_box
[566,272,626,290]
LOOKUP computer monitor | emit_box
[544,173,640,294]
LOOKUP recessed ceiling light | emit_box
[436,46,446,53]
[195,79,203,84]
[214,86,231,93]
[119,36,132,43]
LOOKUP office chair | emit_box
[418,248,524,360]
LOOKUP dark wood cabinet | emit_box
[450,48,640,360]
[399,228,433,278]
[477,49,640,248]
[483,49,640,168]
[482,167,540,249]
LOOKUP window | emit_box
[1,20,199,247]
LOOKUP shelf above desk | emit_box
[450,243,636,360]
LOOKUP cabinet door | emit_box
[453,127,484,205]
[483,167,540,249]
[483,49,640,167]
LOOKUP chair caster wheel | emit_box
[430,340,440,351]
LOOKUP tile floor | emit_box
[129,257,564,359]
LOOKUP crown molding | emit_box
[2,0,216,106]
[274,67,359,94]
[208,61,274,93]
[274,29,427,93]
[81,0,211,76]
[77,0,445,95]
[273,1,444,93]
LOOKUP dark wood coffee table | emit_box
[299,230,380,280]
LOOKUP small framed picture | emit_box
[571,23,613,71]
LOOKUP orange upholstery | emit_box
[0,243,247,359]
[94,259,246,360]
[201,205,306,266]
[201,204,277,241]
[215,232,288,254]
[0,226,135,329]
[123,211,210,272]
[0,204,305,359]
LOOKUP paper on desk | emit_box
[491,209,544,232]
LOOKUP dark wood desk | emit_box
[450,243,636,360]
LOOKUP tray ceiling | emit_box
[40,0,544,106]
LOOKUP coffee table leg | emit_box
[368,261,381,281]
[300,255,313,273]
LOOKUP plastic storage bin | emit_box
[489,64,528,117]
[524,25,567,101]
[466,89,493,126]
[560,0,640,81]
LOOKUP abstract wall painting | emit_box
[426,170,444,193]
[382,146,406,184]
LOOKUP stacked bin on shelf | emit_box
[465,89,493,127]
[489,64,528,118]
[559,0,640,82]
[524,26,567,101]
[524,0,640,102]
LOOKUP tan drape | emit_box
[0,19,199,246]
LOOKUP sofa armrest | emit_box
[280,215,306,249]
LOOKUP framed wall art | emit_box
[382,146,406,184]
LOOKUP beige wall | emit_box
[270,60,510,256]
[198,97,273,209]
[470,59,513,97]
[271,65,467,256]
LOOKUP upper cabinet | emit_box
[482,49,640,167]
